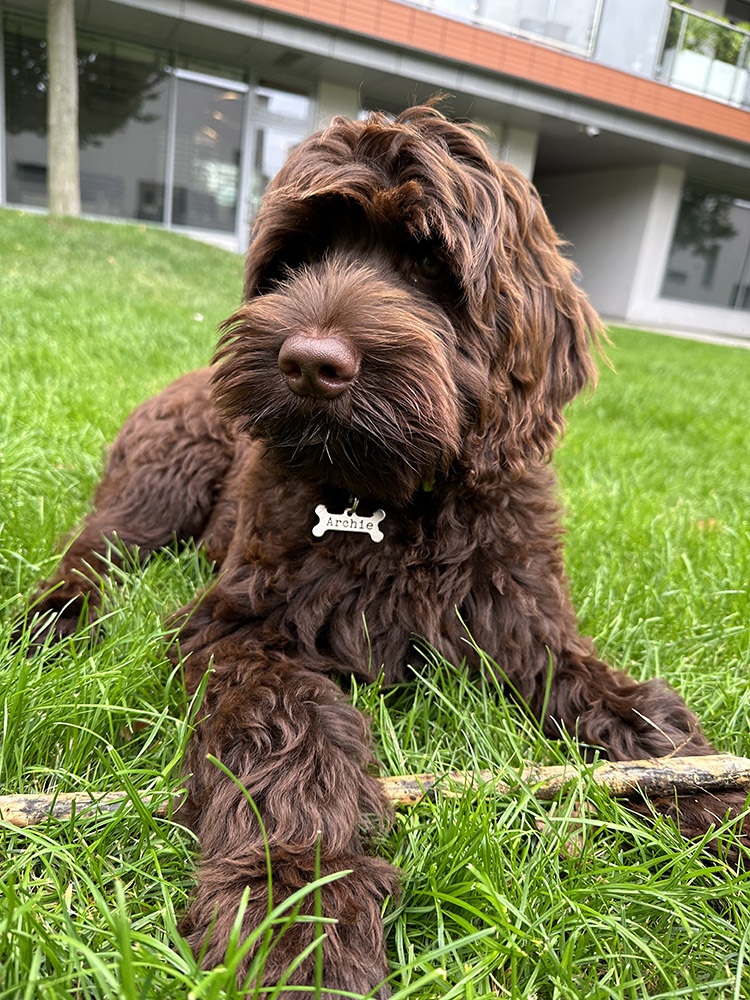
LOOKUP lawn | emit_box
[1,207,750,999]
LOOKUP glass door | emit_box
[169,70,247,234]
[248,83,311,223]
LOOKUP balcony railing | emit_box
[402,0,605,58]
[396,0,750,110]
[656,4,750,106]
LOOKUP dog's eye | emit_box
[415,253,445,280]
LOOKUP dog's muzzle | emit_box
[278,334,361,400]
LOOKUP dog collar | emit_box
[312,502,385,542]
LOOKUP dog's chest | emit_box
[234,493,477,682]
[225,468,570,684]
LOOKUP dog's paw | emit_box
[182,851,398,996]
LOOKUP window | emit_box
[254,84,310,120]
[248,83,311,219]
[661,182,750,311]
[4,18,49,207]
[171,76,246,233]
[77,37,169,221]
[477,0,602,53]
[4,19,171,216]
[2,16,312,244]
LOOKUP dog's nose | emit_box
[278,334,360,399]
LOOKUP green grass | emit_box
[1,206,750,999]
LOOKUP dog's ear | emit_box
[463,164,604,483]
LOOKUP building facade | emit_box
[1,0,749,338]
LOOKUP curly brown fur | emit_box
[25,105,748,995]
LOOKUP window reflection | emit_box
[658,6,750,107]
[4,18,170,217]
[472,0,600,53]
[249,84,311,219]
[3,16,311,243]
[78,39,169,221]
[171,79,245,232]
[254,85,310,120]
[251,127,301,216]
[662,183,750,310]
[4,18,51,206]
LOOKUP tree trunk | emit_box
[47,0,80,216]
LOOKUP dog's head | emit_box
[214,105,601,505]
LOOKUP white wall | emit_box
[626,163,685,318]
[538,164,665,318]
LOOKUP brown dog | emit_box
[27,105,748,996]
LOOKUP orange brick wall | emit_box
[245,0,750,145]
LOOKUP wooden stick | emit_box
[2,755,749,828]
[380,754,750,804]
[0,790,171,828]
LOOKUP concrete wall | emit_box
[538,164,666,318]
[473,116,503,161]
[472,120,539,179]
[500,125,538,180]
[540,162,750,339]
[626,163,685,320]
[625,163,750,339]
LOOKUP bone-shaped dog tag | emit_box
[312,504,386,542]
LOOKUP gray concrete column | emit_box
[472,117,503,161]
[316,81,360,127]
[627,163,685,319]
[500,125,539,179]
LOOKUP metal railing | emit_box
[656,3,750,106]
[400,0,605,58]
[396,0,750,109]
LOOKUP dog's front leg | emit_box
[22,370,237,644]
[180,660,398,997]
